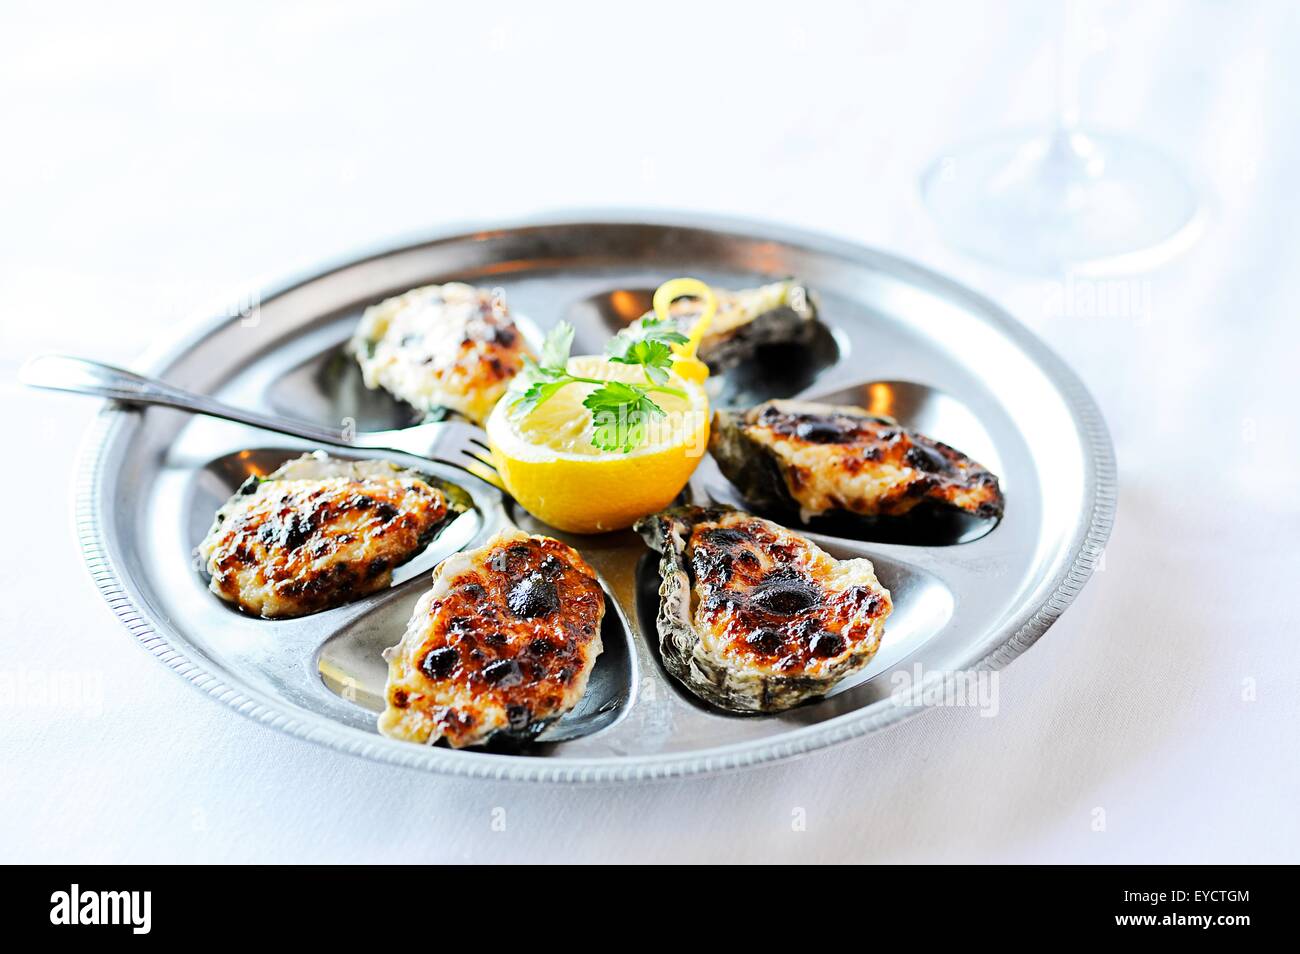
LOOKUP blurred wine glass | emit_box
[920,1,1201,273]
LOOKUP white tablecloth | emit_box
[2,0,1295,863]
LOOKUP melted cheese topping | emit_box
[379,530,605,748]
[739,400,1004,520]
[349,282,532,424]
[198,464,448,619]
[685,510,890,677]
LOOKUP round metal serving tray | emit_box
[75,213,1115,783]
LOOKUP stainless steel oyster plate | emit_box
[73,214,1114,781]
[265,345,426,431]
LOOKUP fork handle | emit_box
[21,354,353,448]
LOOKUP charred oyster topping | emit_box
[379,530,605,748]
[628,279,818,371]
[634,506,892,713]
[710,399,1005,522]
[196,452,453,619]
[348,282,533,425]
[507,573,560,619]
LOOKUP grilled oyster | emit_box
[348,282,532,424]
[711,400,1004,522]
[198,453,454,619]
[629,279,817,371]
[635,506,892,712]
[379,529,606,748]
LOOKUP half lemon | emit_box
[486,355,710,533]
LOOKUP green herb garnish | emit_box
[605,315,689,385]
[508,320,688,452]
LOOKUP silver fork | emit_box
[20,354,498,477]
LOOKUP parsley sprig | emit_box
[509,318,691,453]
[605,315,689,384]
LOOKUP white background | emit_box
[2,0,1295,863]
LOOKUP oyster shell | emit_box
[631,279,818,371]
[635,505,891,713]
[379,529,606,748]
[710,399,1005,522]
[348,282,532,424]
[197,452,457,619]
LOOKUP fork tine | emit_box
[441,423,502,487]
[363,419,504,488]
[459,450,503,490]
[461,446,497,471]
